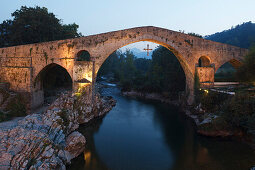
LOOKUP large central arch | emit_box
[92,37,194,104]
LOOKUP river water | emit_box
[68,85,255,170]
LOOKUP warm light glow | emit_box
[84,151,91,164]
[82,73,93,83]
[78,82,90,92]
[75,92,81,97]
[204,89,209,93]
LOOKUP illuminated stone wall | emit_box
[196,67,215,88]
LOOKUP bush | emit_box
[199,116,232,132]
[0,88,10,105]
[0,111,7,122]
[245,114,255,135]
[236,45,255,85]
[200,90,230,112]
[220,93,255,128]
[5,94,26,118]
[57,109,69,127]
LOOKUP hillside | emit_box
[205,21,255,49]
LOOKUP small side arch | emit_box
[215,59,243,82]
[32,63,73,109]
[228,58,242,69]
[76,50,91,61]
[215,58,243,73]
[198,56,211,67]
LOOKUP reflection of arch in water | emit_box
[67,117,108,170]
[32,63,73,109]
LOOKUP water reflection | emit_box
[69,117,108,170]
[68,87,255,170]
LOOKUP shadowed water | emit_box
[68,86,255,170]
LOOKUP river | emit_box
[68,85,255,170]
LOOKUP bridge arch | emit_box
[215,58,242,73]
[76,50,91,61]
[32,63,73,109]
[94,38,194,104]
[198,56,211,67]
[214,58,243,82]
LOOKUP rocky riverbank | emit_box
[184,105,255,150]
[0,90,116,169]
[185,109,241,137]
[122,90,179,105]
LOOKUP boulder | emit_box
[64,131,86,162]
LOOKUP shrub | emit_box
[200,91,230,112]
[0,111,7,122]
[236,45,255,85]
[244,114,255,135]
[0,88,10,105]
[5,94,26,118]
[199,116,232,132]
[57,109,69,127]
[220,93,255,128]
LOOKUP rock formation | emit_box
[0,90,116,169]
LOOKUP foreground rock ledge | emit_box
[0,92,116,170]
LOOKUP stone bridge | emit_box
[0,26,248,111]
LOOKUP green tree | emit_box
[0,6,81,47]
[236,45,255,85]
[148,46,186,94]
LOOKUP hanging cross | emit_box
[143,44,153,56]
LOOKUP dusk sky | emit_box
[1,0,255,37]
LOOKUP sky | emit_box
[1,0,255,50]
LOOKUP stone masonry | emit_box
[0,26,248,108]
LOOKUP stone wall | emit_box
[0,67,31,92]
[197,67,215,82]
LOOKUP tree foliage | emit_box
[0,6,81,47]
[235,46,255,85]
[147,46,186,93]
